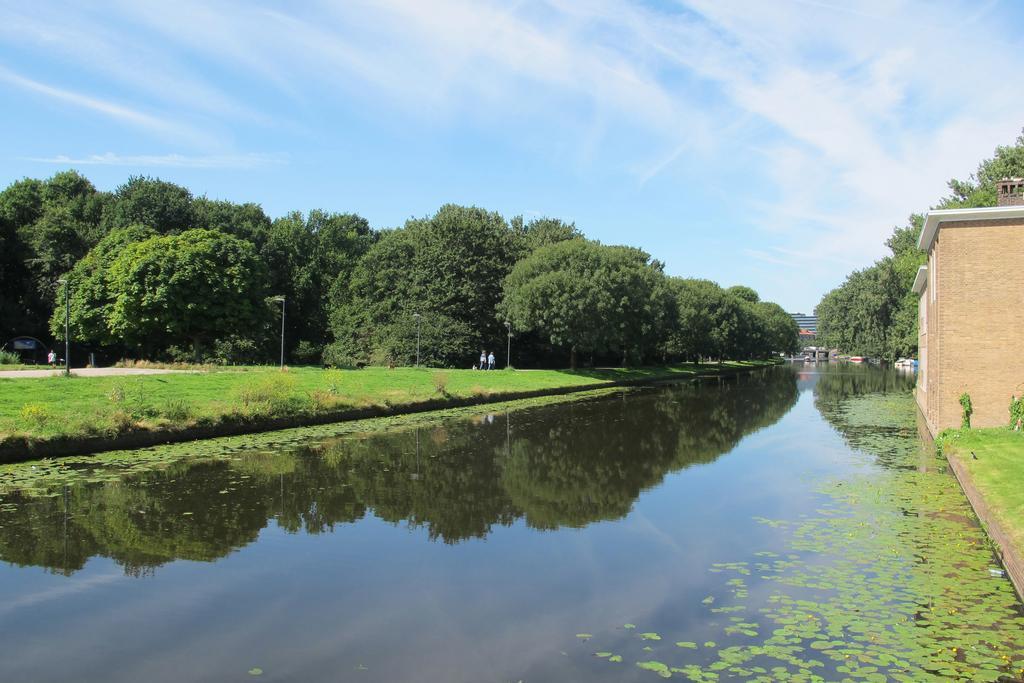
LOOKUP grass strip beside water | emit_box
[939,427,1024,566]
[0,361,774,452]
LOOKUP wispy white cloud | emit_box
[2,0,1022,309]
[24,152,287,169]
[0,64,215,148]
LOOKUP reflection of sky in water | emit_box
[1,365,1016,682]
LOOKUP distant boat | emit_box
[849,356,865,363]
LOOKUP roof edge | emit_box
[918,205,1024,252]
[912,265,928,295]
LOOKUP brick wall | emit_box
[932,219,1024,430]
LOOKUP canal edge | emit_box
[0,363,773,464]
[943,446,1024,602]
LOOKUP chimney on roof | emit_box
[997,177,1024,206]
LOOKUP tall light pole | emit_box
[57,279,70,376]
[273,295,285,369]
[413,313,421,367]
[504,321,512,369]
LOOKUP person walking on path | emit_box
[479,350,487,370]
[47,349,56,367]
[487,351,495,370]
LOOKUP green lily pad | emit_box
[637,660,672,678]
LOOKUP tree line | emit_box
[816,130,1024,360]
[0,172,798,368]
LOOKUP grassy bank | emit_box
[0,361,777,458]
[940,427,1024,559]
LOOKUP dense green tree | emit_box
[940,128,1024,208]
[500,239,671,368]
[816,215,924,360]
[328,204,516,366]
[50,225,158,346]
[725,284,759,303]
[2,172,107,339]
[0,178,44,336]
[101,176,195,234]
[756,300,800,356]
[104,229,269,358]
[193,197,272,247]
[664,278,721,361]
[817,131,1024,360]
[509,215,582,259]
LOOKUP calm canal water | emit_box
[0,364,1022,682]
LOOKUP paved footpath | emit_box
[0,368,188,379]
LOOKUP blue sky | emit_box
[2,0,1023,312]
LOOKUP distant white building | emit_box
[789,313,817,333]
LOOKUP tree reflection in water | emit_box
[0,368,797,574]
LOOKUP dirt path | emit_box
[0,367,188,379]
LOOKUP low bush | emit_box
[235,373,308,415]
[0,350,21,365]
[207,336,264,366]
[19,404,49,428]
[1011,394,1024,431]
[161,398,194,422]
[106,409,137,434]
[432,371,450,395]
[108,382,126,403]
[293,341,323,365]
[959,392,973,429]
[309,390,355,412]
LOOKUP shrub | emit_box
[160,398,194,422]
[0,350,20,365]
[310,389,347,412]
[108,383,126,403]
[432,371,450,395]
[207,335,263,365]
[959,392,973,430]
[107,409,136,434]
[293,340,323,365]
[1010,394,1024,431]
[236,374,306,414]
[19,404,50,428]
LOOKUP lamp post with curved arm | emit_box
[272,296,285,369]
[57,279,70,376]
[504,321,512,369]
[413,313,422,367]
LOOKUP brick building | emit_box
[913,178,1024,435]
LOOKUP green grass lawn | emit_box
[0,361,773,446]
[940,428,1024,555]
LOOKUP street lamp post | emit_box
[273,296,285,369]
[413,313,421,367]
[504,321,511,369]
[57,279,70,376]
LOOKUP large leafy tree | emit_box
[193,197,272,247]
[50,225,158,347]
[941,128,1024,208]
[328,204,516,366]
[260,210,374,356]
[664,278,722,361]
[1,171,108,339]
[816,215,925,360]
[0,180,41,339]
[500,239,672,368]
[101,176,195,235]
[104,229,269,358]
[817,131,1024,360]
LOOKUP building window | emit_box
[930,252,936,303]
